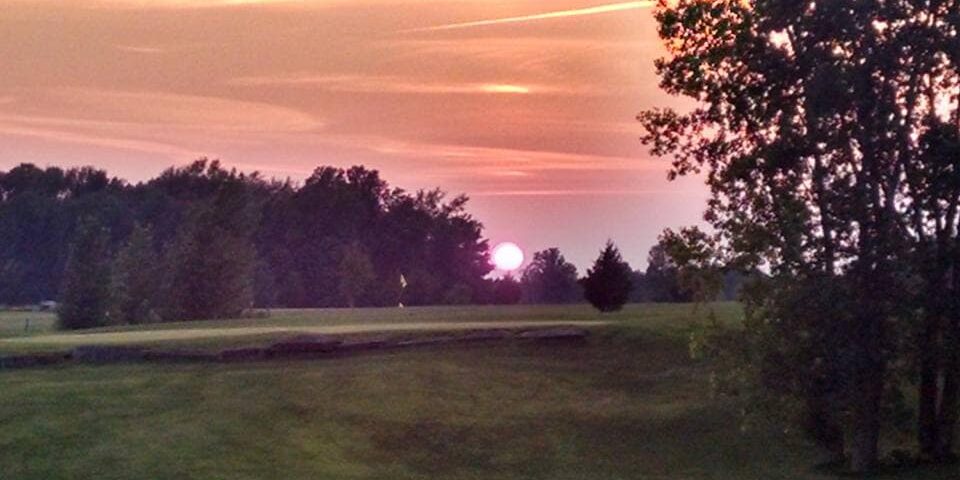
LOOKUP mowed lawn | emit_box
[1,304,958,479]
[0,304,738,354]
[0,310,57,339]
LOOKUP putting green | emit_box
[0,320,609,347]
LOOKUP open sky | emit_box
[0,0,706,271]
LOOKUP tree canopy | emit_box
[641,0,959,472]
[0,160,495,323]
[520,248,582,304]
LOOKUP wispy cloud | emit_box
[84,0,342,8]
[229,74,555,95]
[37,88,324,132]
[115,45,166,54]
[345,136,664,174]
[0,123,197,158]
[471,189,700,197]
[400,1,655,33]
[0,88,325,161]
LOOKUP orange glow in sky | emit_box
[0,0,705,270]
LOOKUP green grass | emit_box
[0,303,743,354]
[0,310,57,338]
[1,304,957,479]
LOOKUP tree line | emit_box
[1,160,492,326]
[512,243,747,306]
[640,0,960,472]
[1,161,733,328]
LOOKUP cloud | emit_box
[470,189,699,197]
[0,88,324,162]
[399,1,655,33]
[83,0,335,8]
[340,135,664,174]
[28,88,323,133]
[0,123,198,158]
[75,0,403,9]
[115,45,166,54]
[229,74,559,95]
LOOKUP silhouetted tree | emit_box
[906,122,960,460]
[58,219,111,330]
[582,241,632,312]
[110,224,160,324]
[0,159,496,318]
[521,248,581,304]
[338,242,376,308]
[0,164,127,304]
[643,244,687,302]
[161,167,259,321]
[628,270,649,303]
[640,0,959,470]
[490,274,523,305]
[658,228,724,304]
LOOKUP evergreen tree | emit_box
[582,241,632,313]
[110,224,160,324]
[58,218,111,329]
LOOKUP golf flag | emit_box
[398,273,408,308]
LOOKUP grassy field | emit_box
[0,303,740,354]
[1,303,958,479]
[0,310,57,338]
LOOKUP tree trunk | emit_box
[936,318,960,460]
[850,370,883,473]
[918,314,941,459]
[938,363,958,459]
[850,307,885,474]
[806,394,845,464]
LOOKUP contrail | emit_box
[400,1,656,33]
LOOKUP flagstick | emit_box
[397,273,407,308]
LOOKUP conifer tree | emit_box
[582,241,632,313]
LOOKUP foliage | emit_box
[58,218,112,330]
[110,224,160,324]
[520,248,582,304]
[582,241,633,312]
[657,227,725,304]
[906,121,960,461]
[639,0,960,471]
[635,244,690,303]
[0,164,127,304]
[489,274,523,305]
[0,160,494,322]
[338,243,376,308]
[160,168,262,321]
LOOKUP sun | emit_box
[492,242,524,271]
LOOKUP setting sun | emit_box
[492,242,525,271]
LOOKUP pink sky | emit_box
[0,0,707,271]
